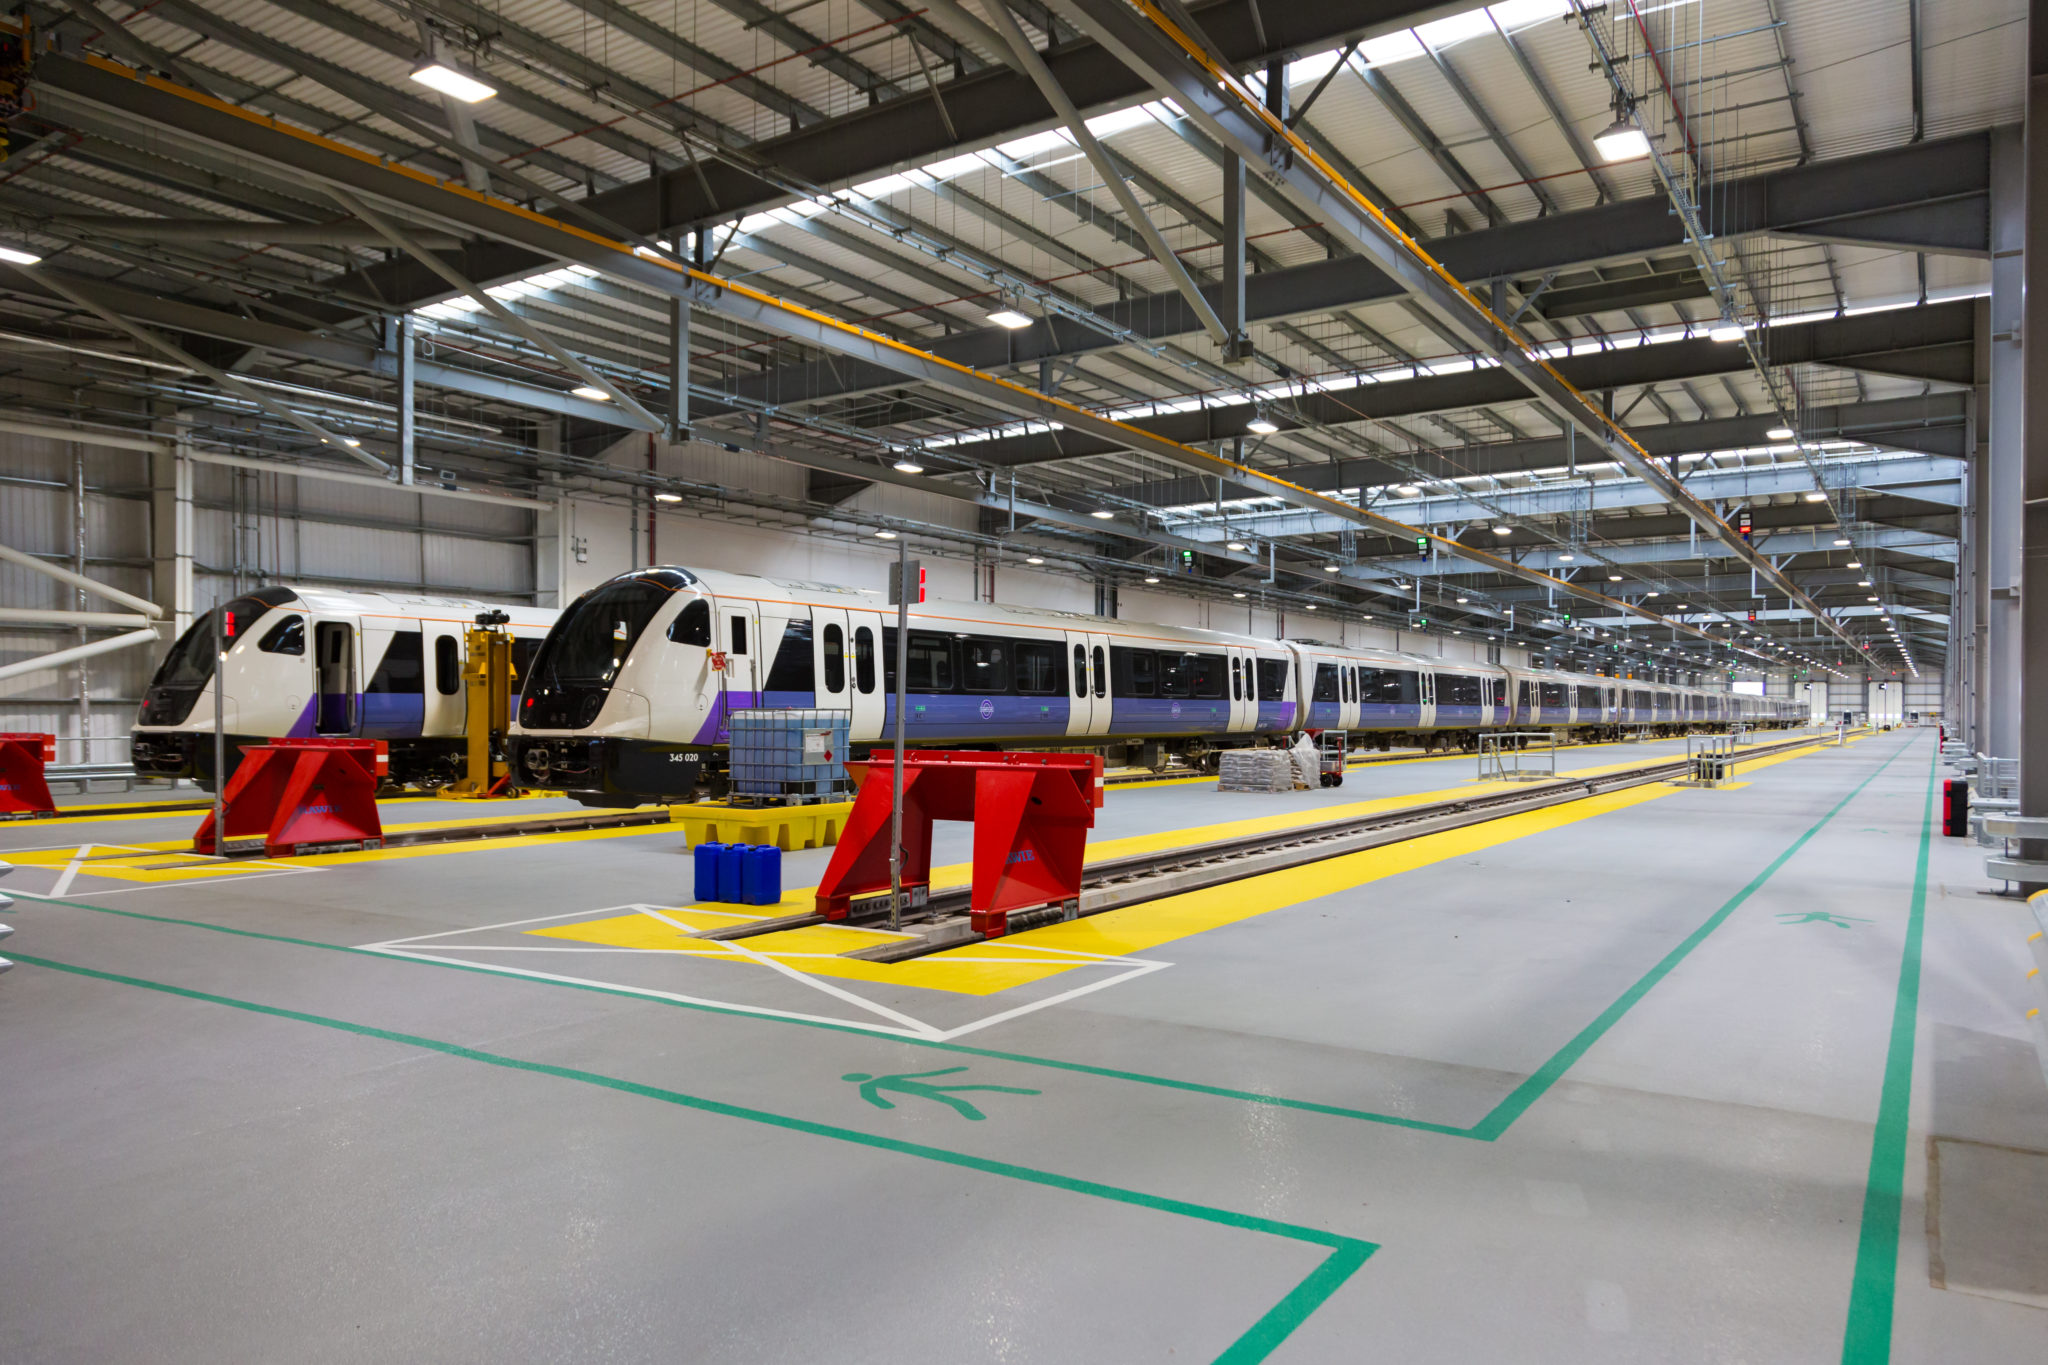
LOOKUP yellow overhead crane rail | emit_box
[51,50,1796,666]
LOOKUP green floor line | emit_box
[7,735,1908,1145]
[1838,745,1938,1364]
[1468,735,1915,1141]
[5,950,1375,1365]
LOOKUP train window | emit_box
[764,620,815,693]
[668,598,711,647]
[1256,657,1288,700]
[1189,653,1225,699]
[1230,657,1242,701]
[822,625,845,693]
[881,630,954,692]
[1493,678,1507,707]
[434,635,460,695]
[1539,681,1567,707]
[1361,669,1417,705]
[1114,647,1157,697]
[510,637,540,693]
[366,631,424,694]
[1158,652,1194,698]
[1092,646,1105,698]
[963,638,1010,693]
[854,627,875,694]
[1342,667,1354,703]
[1313,662,1339,703]
[258,615,305,656]
[728,616,748,655]
[1443,675,1482,707]
[1014,641,1061,695]
[1576,685,1600,710]
[1517,682,1533,710]
[1076,645,1089,698]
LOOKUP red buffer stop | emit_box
[0,733,58,817]
[815,750,1104,938]
[193,737,388,857]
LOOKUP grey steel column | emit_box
[666,294,690,441]
[1987,126,2024,759]
[1221,150,1250,363]
[2019,4,2048,880]
[394,313,416,487]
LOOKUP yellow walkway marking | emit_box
[525,740,1836,996]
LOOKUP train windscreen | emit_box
[139,587,300,725]
[520,570,690,728]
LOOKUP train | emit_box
[504,566,1808,804]
[131,585,558,788]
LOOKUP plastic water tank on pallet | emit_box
[727,709,851,803]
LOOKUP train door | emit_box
[722,601,762,702]
[1224,645,1256,734]
[812,607,855,721]
[1418,670,1437,731]
[311,619,357,735]
[1066,630,1113,737]
[846,612,883,742]
[422,623,465,737]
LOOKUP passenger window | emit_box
[668,598,711,646]
[823,624,845,693]
[434,634,460,695]
[1075,644,1088,698]
[1092,646,1105,699]
[258,615,305,656]
[964,638,1010,693]
[854,627,874,694]
[1127,650,1157,697]
[1256,658,1287,699]
[366,631,424,694]
[1014,641,1060,695]
[1314,663,1338,703]
[729,616,748,655]
[764,620,815,692]
[1230,658,1242,701]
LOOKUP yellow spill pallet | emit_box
[667,800,855,851]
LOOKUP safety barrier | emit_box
[815,751,1103,938]
[0,733,57,817]
[193,738,387,857]
[1478,732,1556,783]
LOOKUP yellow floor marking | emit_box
[3,843,299,884]
[522,739,1842,996]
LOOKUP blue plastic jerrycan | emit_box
[693,842,727,903]
[742,844,782,906]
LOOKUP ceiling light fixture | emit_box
[0,245,43,266]
[892,460,924,474]
[1594,114,1651,162]
[1708,319,1745,343]
[1143,575,1160,584]
[1245,413,1280,435]
[1090,509,1115,519]
[1324,564,1341,573]
[1766,425,1795,441]
[987,308,1033,330]
[1025,555,1044,564]
[1227,540,1248,552]
[410,63,497,102]
[1232,591,1248,599]
[1558,553,1574,562]
[1803,491,1828,503]
[874,530,898,540]
[1393,484,1421,496]
[1835,537,1853,547]
[1492,525,1512,536]
[571,386,609,401]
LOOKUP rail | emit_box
[705,730,1835,960]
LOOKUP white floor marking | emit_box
[927,961,1174,1041]
[358,947,929,1037]
[637,905,944,1038]
[47,845,92,898]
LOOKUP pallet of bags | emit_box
[1218,748,1295,793]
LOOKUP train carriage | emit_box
[131,585,557,788]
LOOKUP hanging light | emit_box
[1766,425,1795,441]
[892,460,924,474]
[1708,318,1745,343]
[874,529,898,540]
[1227,540,1248,552]
[987,308,1033,329]
[411,63,497,102]
[0,245,43,266]
[1594,114,1651,162]
[571,386,609,401]
[1143,575,1160,584]
[1324,564,1341,573]
[1090,509,1116,519]
[1393,484,1421,496]
[1245,411,1280,435]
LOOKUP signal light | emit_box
[222,610,236,639]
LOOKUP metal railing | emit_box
[1478,732,1558,783]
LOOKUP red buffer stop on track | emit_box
[814,750,1104,938]
[193,738,388,857]
[0,733,58,817]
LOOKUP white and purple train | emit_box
[131,585,558,788]
[504,566,1806,804]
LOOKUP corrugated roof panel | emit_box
[1921,0,2027,140]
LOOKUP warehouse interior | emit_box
[0,0,2042,1359]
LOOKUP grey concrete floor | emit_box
[3,727,2042,1363]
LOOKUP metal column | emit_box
[394,313,416,486]
[1986,126,2024,759]
[2019,4,2048,880]
[1221,150,1251,363]
[149,423,194,641]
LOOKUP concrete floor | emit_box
[2,728,2043,1362]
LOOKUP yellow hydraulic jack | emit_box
[442,610,519,799]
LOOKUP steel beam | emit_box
[2021,3,2048,877]
[698,133,1992,417]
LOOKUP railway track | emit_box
[702,731,1838,962]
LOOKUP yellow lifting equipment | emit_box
[443,610,519,799]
